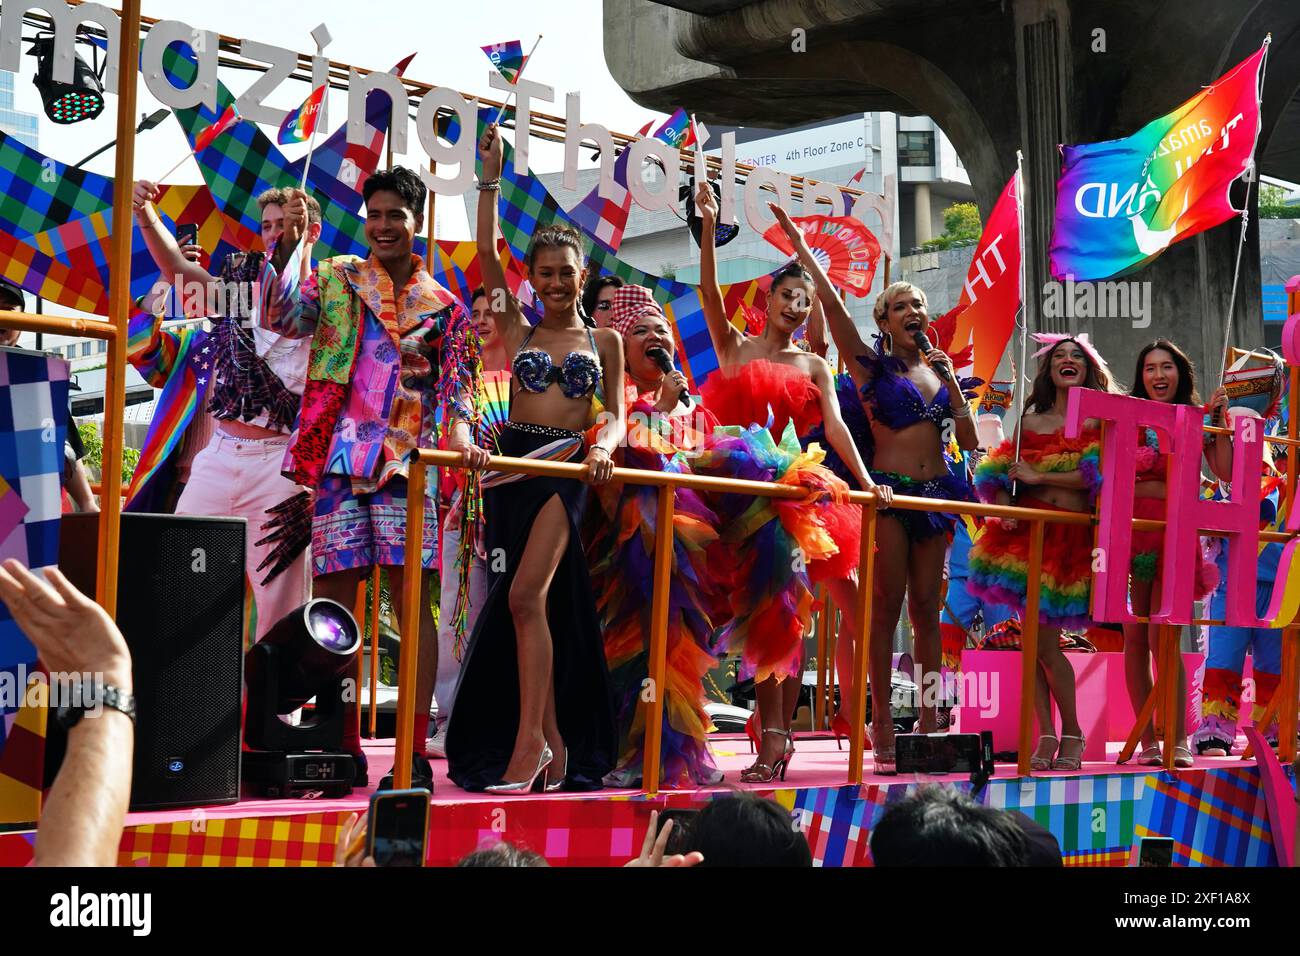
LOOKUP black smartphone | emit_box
[1137,836,1174,867]
[366,788,431,867]
[175,222,198,247]
[895,732,984,775]
[658,809,699,856]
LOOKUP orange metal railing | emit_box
[398,441,1300,794]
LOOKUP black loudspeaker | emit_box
[51,512,246,811]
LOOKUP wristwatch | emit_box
[54,681,136,730]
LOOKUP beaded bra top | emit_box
[512,325,602,400]
[858,351,977,432]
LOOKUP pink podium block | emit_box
[1103,651,1203,741]
[953,650,1108,760]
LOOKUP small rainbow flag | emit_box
[657,108,696,150]
[278,85,326,145]
[194,104,241,153]
[481,40,527,83]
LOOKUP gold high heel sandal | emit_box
[740,729,791,783]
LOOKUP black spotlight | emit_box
[29,34,105,125]
[242,599,361,798]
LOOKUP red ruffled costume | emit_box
[699,359,861,585]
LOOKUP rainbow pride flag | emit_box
[657,108,696,150]
[194,104,241,153]
[278,85,326,144]
[482,40,527,83]
[1050,43,1266,280]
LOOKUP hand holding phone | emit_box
[366,788,431,867]
[175,222,198,247]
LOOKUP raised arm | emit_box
[768,202,870,364]
[806,297,829,359]
[696,182,745,366]
[1204,386,1234,482]
[476,124,528,352]
[133,179,212,290]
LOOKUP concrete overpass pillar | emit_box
[914,183,933,246]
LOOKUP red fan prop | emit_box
[762,214,882,297]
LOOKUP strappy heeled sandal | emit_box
[740,729,791,783]
[1052,735,1085,771]
[1136,745,1163,766]
[868,724,897,776]
[1030,735,1060,771]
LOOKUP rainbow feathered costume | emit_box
[586,388,724,787]
[966,430,1102,630]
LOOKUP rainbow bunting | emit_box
[1050,42,1267,280]
[481,40,527,83]
[278,85,327,145]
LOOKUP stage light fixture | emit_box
[242,599,361,798]
[29,34,105,125]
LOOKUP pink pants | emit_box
[176,429,311,643]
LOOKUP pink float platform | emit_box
[954,650,1205,758]
[0,732,1287,868]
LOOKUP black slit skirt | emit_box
[446,422,617,791]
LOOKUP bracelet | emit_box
[477,179,501,191]
[949,402,973,418]
[589,445,611,458]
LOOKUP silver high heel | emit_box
[545,747,567,792]
[485,744,553,793]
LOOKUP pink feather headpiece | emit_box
[1030,332,1110,377]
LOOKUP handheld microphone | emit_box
[647,347,692,408]
[912,330,956,385]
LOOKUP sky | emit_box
[11,0,665,241]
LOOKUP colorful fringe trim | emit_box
[586,407,723,788]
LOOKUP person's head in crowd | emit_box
[1027,334,1120,413]
[470,287,501,355]
[1130,338,1199,406]
[608,284,675,382]
[873,280,929,354]
[682,792,812,867]
[363,166,426,272]
[765,262,815,339]
[258,186,322,255]
[869,786,1030,866]
[0,279,25,346]
[457,841,550,867]
[525,223,591,325]
[583,274,625,328]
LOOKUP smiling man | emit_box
[260,168,481,791]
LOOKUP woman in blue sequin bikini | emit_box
[795,254,980,770]
[446,123,625,794]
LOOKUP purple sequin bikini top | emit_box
[858,352,976,431]
[511,325,602,400]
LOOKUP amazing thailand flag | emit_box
[278,85,327,145]
[482,40,527,83]
[1049,43,1266,280]
[657,108,696,150]
[194,104,241,153]
[948,173,1021,399]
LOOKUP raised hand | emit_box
[767,201,805,247]
[132,178,160,212]
[479,123,504,181]
[623,810,704,868]
[281,189,309,248]
[696,180,718,224]
[0,560,132,690]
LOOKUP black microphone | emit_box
[647,346,692,408]
[912,330,956,385]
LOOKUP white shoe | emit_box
[427,727,447,759]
